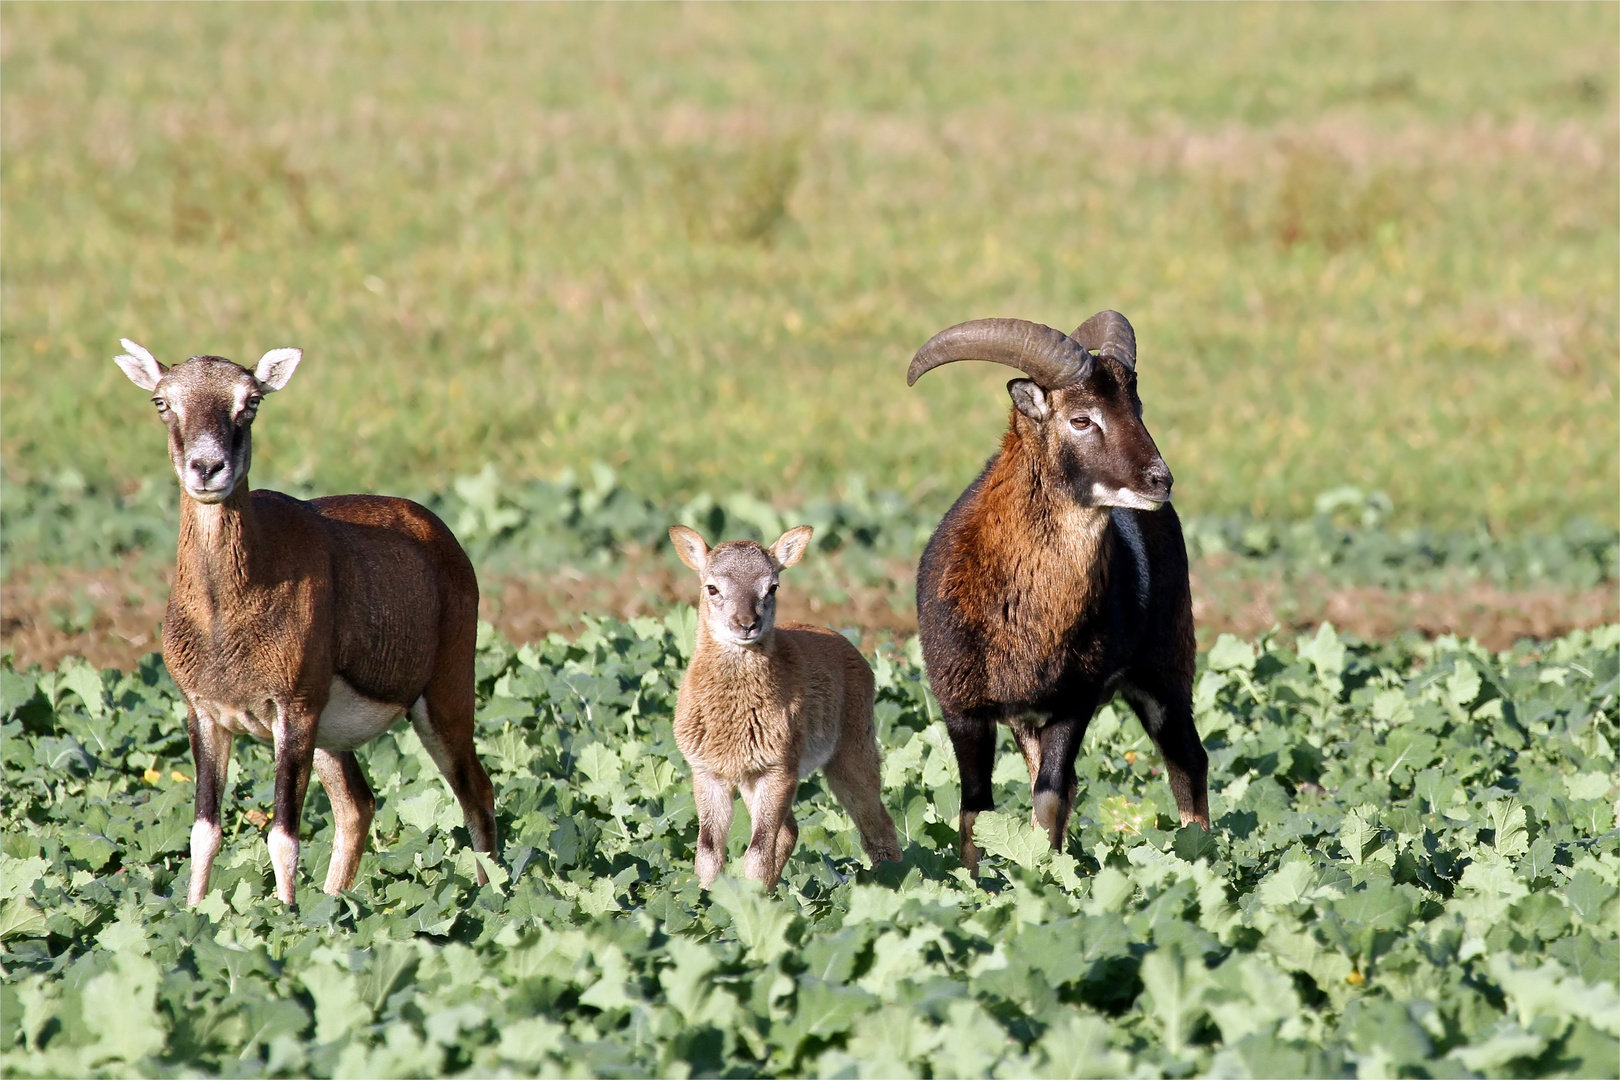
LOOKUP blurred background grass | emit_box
[2,2,1615,529]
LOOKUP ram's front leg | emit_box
[186,705,234,906]
[269,702,319,907]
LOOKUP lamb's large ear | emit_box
[255,348,302,392]
[669,526,710,572]
[114,339,166,391]
[769,525,814,569]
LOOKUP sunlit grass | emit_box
[2,3,1615,528]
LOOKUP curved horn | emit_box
[1071,309,1137,371]
[906,318,1092,389]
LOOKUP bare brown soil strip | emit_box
[4,558,1614,672]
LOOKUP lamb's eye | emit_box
[152,398,168,412]
[706,584,719,596]
[1071,415,1092,429]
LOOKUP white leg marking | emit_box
[268,828,300,905]
[188,819,223,906]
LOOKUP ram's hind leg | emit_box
[314,749,375,894]
[1031,705,1093,851]
[944,710,997,875]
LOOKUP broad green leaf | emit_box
[1138,944,1211,1058]
[709,876,797,963]
[1207,635,1256,673]
[973,809,1049,871]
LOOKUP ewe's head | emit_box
[669,525,813,648]
[114,339,301,504]
[907,312,1172,510]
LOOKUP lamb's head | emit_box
[114,339,301,503]
[907,312,1171,510]
[669,525,813,648]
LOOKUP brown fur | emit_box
[116,343,495,907]
[671,528,902,890]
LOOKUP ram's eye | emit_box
[1070,415,1092,429]
[705,584,719,596]
[766,583,777,596]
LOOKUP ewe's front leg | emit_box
[269,702,319,906]
[692,769,735,889]
[740,768,798,890]
[186,706,234,906]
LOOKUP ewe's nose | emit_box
[1142,460,1172,498]
[188,456,227,484]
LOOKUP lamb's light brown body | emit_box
[670,526,901,889]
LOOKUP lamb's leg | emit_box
[186,706,233,906]
[1009,719,1043,829]
[739,767,798,890]
[824,737,902,865]
[692,769,735,889]
[313,749,375,894]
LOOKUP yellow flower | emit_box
[143,768,161,784]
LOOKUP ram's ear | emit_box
[669,526,710,572]
[114,339,166,391]
[255,348,302,392]
[769,525,814,569]
[1008,378,1051,422]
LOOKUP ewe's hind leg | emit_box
[313,749,375,894]
[823,738,902,865]
[1121,681,1209,827]
[410,682,498,883]
[693,769,736,889]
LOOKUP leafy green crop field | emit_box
[3,3,1617,528]
[4,621,1616,1077]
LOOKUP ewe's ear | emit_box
[769,525,814,569]
[669,526,710,572]
[1008,379,1050,422]
[114,339,166,391]
[255,348,302,392]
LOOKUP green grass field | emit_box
[3,3,1616,529]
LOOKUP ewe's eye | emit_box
[152,397,169,414]
[1070,415,1092,430]
[706,584,720,596]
